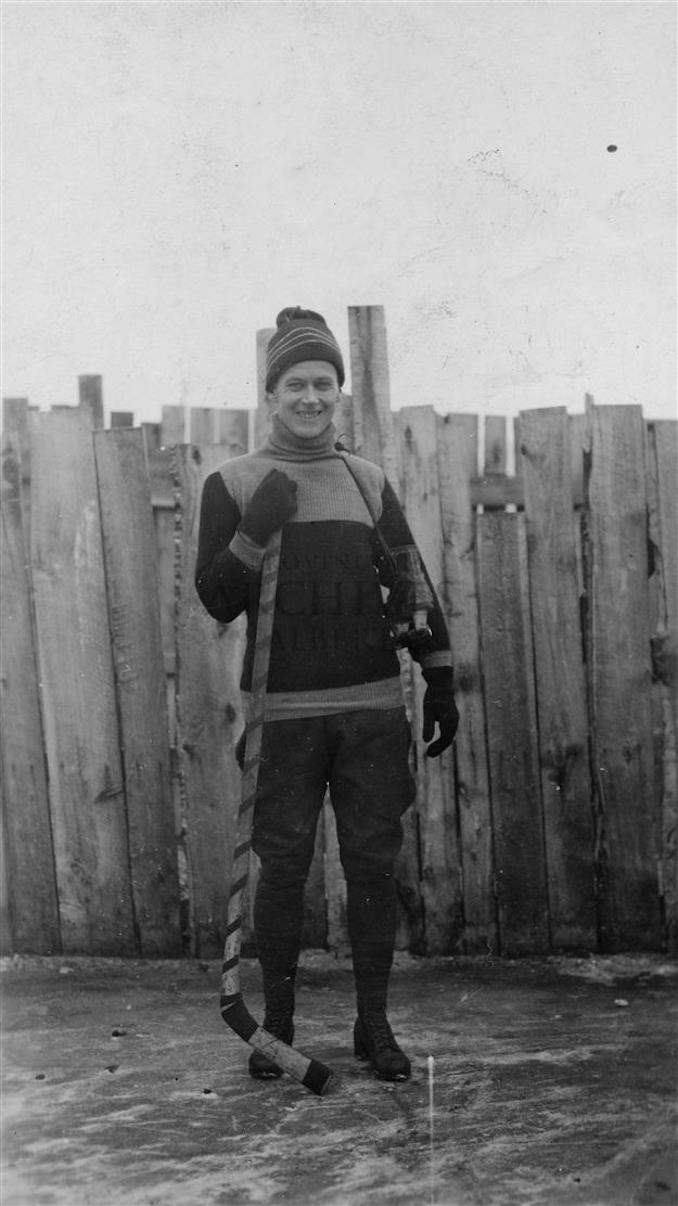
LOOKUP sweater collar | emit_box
[263,413,338,461]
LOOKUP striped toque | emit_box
[265,307,345,391]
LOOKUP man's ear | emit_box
[265,390,278,414]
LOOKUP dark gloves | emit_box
[422,666,459,758]
[239,469,298,547]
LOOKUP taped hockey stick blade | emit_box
[221,995,334,1096]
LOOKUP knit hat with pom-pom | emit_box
[265,307,345,392]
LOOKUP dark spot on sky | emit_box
[607,145,618,152]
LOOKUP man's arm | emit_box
[378,477,458,758]
[194,471,254,623]
[377,478,452,671]
[195,467,299,623]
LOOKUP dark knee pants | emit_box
[251,707,415,888]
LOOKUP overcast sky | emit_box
[2,1,676,424]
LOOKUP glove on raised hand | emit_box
[239,469,298,547]
[422,666,459,758]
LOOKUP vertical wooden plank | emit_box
[478,512,550,955]
[2,398,30,457]
[0,809,13,953]
[570,414,588,601]
[437,413,497,954]
[189,408,216,445]
[142,422,162,455]
[484,416,507,476]
[569,413,587,508]
[94,428,181,956]
[584,403,661,950]
[31,410,135,953]
[647,420,678,953]
[348,306,399,493]
[518,408,597,950]
[149,443,174,507]
[2,399,32,539]
[161,405,186,446]
[397,405,462,954]
[0,433,60,952]
[153,508,177,672]
[78,375,104,429]
[151,447,180,918]
[216,409,248,456]
[173,444,245,958]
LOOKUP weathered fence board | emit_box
[1,425,60,952]
[2,399,33,545]
[161,405,186,445]
[437,413,497,954]
[519,408,597,950]
[217,409,249,456]
[647,421,677,953]
[585,404,661,950]
[94,428,182,955]
[153,512,177,674]
[189,408,216,445]
[0,813,12,953]
[485,416,508,477]
[142,422,162,454]
[349,306,399,493]
[78,376,103,429]
[173,444,244,958]
[31,410,135,953]
[478,511,550,955]
[398,406,462,954]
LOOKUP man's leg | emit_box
[249,716,328,1077]
[329,707,415,1080]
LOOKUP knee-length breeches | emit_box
[251,707,416,886]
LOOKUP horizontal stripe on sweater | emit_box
[243,676,404,722]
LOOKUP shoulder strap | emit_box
[335,447,398,575]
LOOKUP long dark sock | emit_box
[346,874,398,1011]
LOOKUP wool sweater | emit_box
[195,416,452,720]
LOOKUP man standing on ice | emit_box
[195,307,458,1082]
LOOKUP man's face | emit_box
[268,360,340,441]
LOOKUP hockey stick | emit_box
[219,527,334,1096]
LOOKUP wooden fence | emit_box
[1,306,676,960]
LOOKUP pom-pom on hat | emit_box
[265,307,345,392]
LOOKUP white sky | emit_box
[2,1,676,424]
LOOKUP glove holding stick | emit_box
[239,468,298,547]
